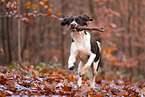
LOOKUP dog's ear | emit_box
[61,17,70,26]
[82,13,93,21]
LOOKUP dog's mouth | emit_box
[70,26,82,32]
[70,27,77,32]
[69,24,83,32]
[71,27,83,32]
[71,28,77,31]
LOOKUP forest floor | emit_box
[0,63,145,97]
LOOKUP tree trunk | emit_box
[6,16,12,64]
[61,0,68,68]
[21,22,29,59]
[127,0,132,57]
[137,0,142,74]
[1,17,7,65]
[89,0,98,23]
[127,0,133,73]
[18,0,22,63]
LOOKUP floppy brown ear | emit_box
[82,13,93,21]
[61,17,70,26]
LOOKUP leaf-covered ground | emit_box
[0,63,145,96]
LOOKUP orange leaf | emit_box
[48,8,52,12]
[21,18,29,23]
[39,1,45,6]
[44,5,48,9]
[15,15,22,19]
[43,0,49,2]
[33,7,37,9]
[26,6,30,9]
[14,1,18,5]
[49,4,53,7]
[117,93,125,96]
[102,0,106,2]
[43,13,52,17]
[6,1,11,8]
[32,4,39,7]
[25,1,31,6]
[56,13,61,17]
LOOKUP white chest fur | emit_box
[70,31,92,62]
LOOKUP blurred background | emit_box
[0,0,145,76]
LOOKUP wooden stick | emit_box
[77,26,104,32]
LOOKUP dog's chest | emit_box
[71,31,92,56]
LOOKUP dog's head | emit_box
[61,14,93,31]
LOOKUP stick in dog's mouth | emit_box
[71,26,104,32]
[76,26,104,32]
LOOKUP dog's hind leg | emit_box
[79,53,96,76]
[91,59,100,88]
[78,61,85,87]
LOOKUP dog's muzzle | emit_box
[71,24,76,29]
[70,23,77,29]
[70,23,79,32]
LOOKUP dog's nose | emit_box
[71,24,76,29]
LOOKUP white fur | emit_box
[69,31,93,63]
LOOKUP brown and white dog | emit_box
[61,14,101,88]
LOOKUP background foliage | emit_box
[0,0,144,74]
[0,0,145,96]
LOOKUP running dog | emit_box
[61,14,101,88]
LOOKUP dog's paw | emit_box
[69,65,75,70]
[79,72,85,77]
[90,83,95,88]
[79,68,89,77]
[79,74,83,77]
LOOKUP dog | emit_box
[61,14,101,88]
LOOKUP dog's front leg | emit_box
[68,53,77,70]
[79,53,96,76]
